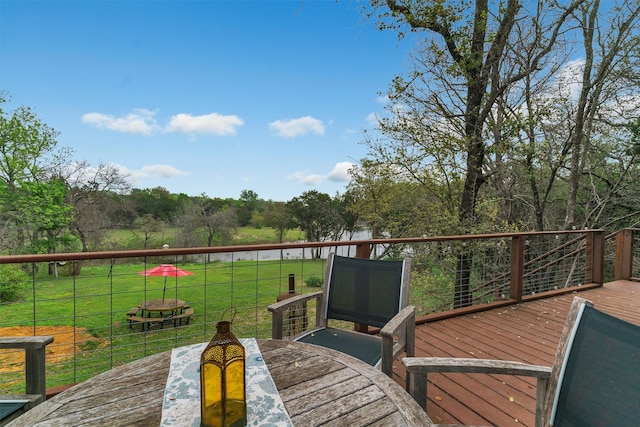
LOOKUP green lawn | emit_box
[103,226,306,249]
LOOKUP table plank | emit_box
[259,339,431,426]
[6,352,169,427]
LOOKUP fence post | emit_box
[614,229,634,280]
[355,243,371,259]
[585,230,605,285]
[510,236,525,301]
[275,274,308,338]
[354,243,371,333]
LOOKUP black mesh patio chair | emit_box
[268,252,415,378]
[403,296,640,427]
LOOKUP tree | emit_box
[13,179,75,258]
[287,191,342,258]
[561,1,640,230]
[0,94,73,255]
[128,187,181,222]
[348,158,460,241]
[479,0,640,233]
[174,194,238,249]
[61,161,131,251]
[203,208,238,247]
[365,0,585,307]
[132,214,164,249]
[262,201,296,243]
[174,197,208,248]
[237,189,260,227]
[369,0,584,228]
[0,95,61,188]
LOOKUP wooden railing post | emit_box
[510,236,525,301]
[354,243,372,332]
[355,243,371,259]
[614,229,634,280]
[585,230,605,285]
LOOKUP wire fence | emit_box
[0,229,622,394]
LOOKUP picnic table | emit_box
[127,299,193,331]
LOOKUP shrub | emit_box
[304,276,323,287]
[0,264,28,302]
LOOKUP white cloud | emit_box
[165,113,244,135]
[113,163,187,186]
[139,164,188,178]
[81,109,244,136]
[327,162,353,182]
[288,161,354,186]
[81,108,157,135]
[269,116,325,138]
[287,171,325,185]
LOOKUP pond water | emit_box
[207,230,372,262]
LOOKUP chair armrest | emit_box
[0,336,54,350]
[380,305,416,339]
[0,336,54,399]
[268,291,322,339]
[403,357,551,427]
[267,291,322,314]
[403,357,551,377]
[379,305,415,377]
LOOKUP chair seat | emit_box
[296,327,382,366]
[0,395,42,426]
[0,400,28,421]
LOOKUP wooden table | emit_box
[139,298,186,315]
[7,340,430,426]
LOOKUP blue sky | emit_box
[0,0,415,201]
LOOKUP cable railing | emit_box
[0,228,630,395]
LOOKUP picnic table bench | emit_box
[169,308,194,326]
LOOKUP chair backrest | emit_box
[548,300,640,426]
[321,253,410,329]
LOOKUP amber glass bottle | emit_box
[200,321,247,427]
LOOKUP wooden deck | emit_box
[391,280,640,426]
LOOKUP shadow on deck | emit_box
[391,280,640,427]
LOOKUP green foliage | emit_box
[15,179,75,254]
[238,189,260,226]
[286,191,349,255]
[304,275,323,287]
[129,187,181,223]
[132,213,164,249]
[262,202,296,243]
[0,94,72,255]
[249,210,263,228]
[0,264,28,302]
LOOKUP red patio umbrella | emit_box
[138,264,194,301]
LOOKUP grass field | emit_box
[105,226,306,249]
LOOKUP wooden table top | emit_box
[7,339,430,426]
[138,298,186,312]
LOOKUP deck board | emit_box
[391,280,640,426]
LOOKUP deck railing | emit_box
[0,228,635,394]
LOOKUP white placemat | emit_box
[161,338,293,426]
